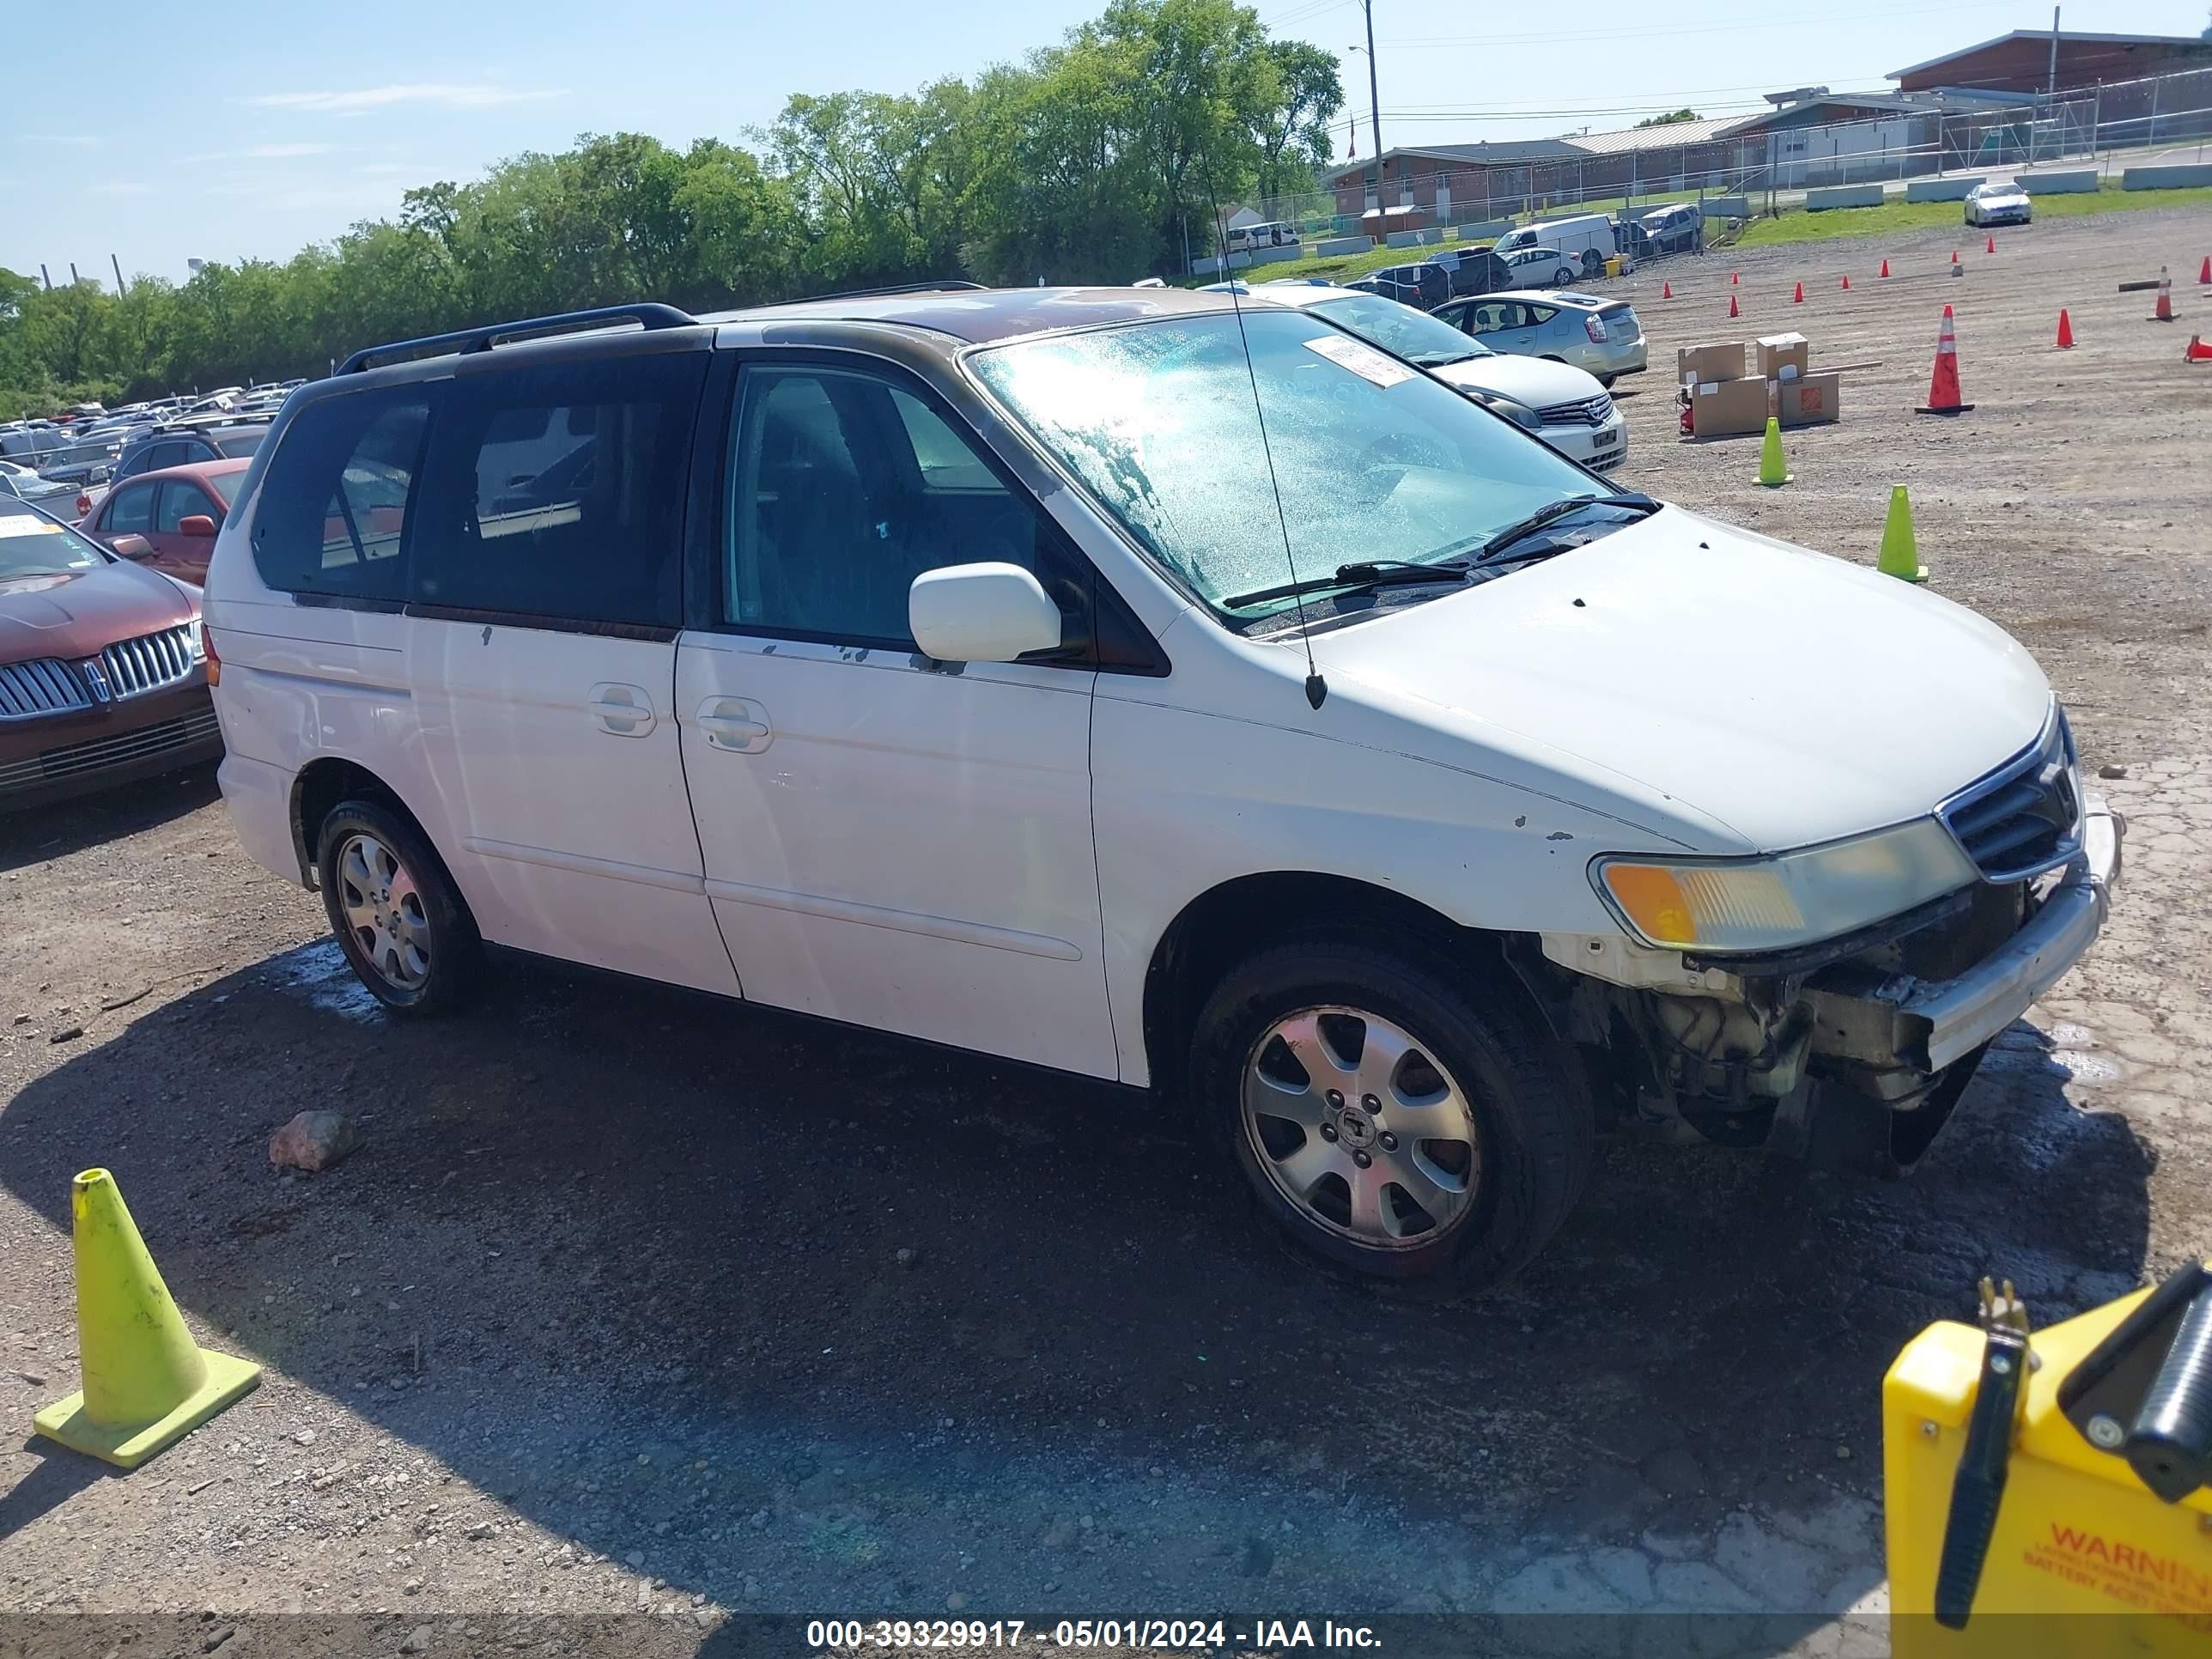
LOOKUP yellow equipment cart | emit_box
[1887,1264,2212,1653]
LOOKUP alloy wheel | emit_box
[336,831,432,992]
[1242,1006,1481,1249]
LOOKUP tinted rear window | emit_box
[251,388,428,604]
[212,429,266,459]
[407,352,703,629]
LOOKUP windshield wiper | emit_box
[1224,559,1473,610]
[1474,492,1658,565]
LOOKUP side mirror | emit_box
[176,514,217,538]
[908,562,1061,665]
[109,533,154,560]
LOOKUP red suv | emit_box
[80,458,251,585]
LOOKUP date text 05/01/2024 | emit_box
[805,1619,1384,1649]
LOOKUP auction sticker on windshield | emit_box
[1302,334,1417,387]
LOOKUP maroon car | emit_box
[1,495,221,810]
[79,457,251,585]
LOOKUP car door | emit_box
[149,479,222,581]
[673,355,1116,1077]
[403,343,739,998]
[1470,301,1540,353]
[95,477,159,554]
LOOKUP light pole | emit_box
[1347,9,1382,163]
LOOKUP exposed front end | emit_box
[1540,708,2121,1175]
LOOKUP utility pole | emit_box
[2046,7,2060,99]
[111,253,126,296]
[1361,0,1382,163]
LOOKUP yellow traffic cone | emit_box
[1753,416,1791,487]
[1877,485,1929,585]
[33,1169,259,1468]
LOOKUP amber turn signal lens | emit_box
[1601,864,1698,947]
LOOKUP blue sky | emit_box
[4,0,2205,285]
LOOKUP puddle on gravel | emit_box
[258,940,387,1024]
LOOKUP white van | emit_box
[204,290,2119,1297]
[1495,213,1619,277]
[1227,221,1299,253]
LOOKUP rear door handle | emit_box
[696,696,772,753]
[586,682,657,738]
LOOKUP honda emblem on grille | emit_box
[76,659,113,704]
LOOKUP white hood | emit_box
[1307,506,2051,853]
[1431,353,1605,410]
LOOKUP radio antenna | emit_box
[1202,169,1326,711]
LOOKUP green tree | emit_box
[1633,108,1702,128]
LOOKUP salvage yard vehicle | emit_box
[1965,179,2033,228]
[1255,283,1627,472]
[1,496,219,809]
[1434,289,1650,386]
[78,457,250,584]
[204,289,2121,1294]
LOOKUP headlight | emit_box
[1592,818,1978,953]
[1465,389,1540,428]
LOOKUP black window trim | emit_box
[689,344,1167,677]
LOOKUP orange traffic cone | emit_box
[2199,255,2210,285]
[2154,267,2174,322]
[1728,292,1740,319]
[1662,279,1672,299]
[1950,250,1963,277]
[2185,334,2212,363]
[1731,271,1740,286]
[1985,234,1996,254]
[1917,304,1973,415]
[1792,281,1804,304]
[1841,274,1850,290]
[1880,258,1891,278]
[2056,308,2074,349]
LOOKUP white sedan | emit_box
[1966,180,2032,228]
[1257,282,1628,472]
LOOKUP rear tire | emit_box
[314,799,482,1015]
[1189,934,1594,1297]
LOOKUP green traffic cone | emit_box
[1753,416,1790,487]
[1877,485,1929,584]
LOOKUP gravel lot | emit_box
[3,205,2209,1657]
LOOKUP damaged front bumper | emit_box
[1803,794,2123,1081]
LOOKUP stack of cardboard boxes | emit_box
[1678,332,1841,438]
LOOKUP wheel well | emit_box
[289,758,411,886]
[1141,872,1510,1097]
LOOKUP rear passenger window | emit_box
[251,387,428,604]
[408,352,702,630]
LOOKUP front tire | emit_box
[1190,935,1594,1297]
[315,800,482,1015]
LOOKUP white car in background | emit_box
[1258,283,1628,472]
[1965,179,2033,228]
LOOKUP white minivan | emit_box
[1495,213,1619,278]
[204,289,2120,1295]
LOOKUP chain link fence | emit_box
[1202,63,2212,270]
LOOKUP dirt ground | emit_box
[3,206,2209,1657]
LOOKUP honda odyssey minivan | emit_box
[204,288,2120,1294]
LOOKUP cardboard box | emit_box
[1775,371,1840,428]
[1677,341,1746,386]
[1688,375,1772,438]
[1756,332,1810,382]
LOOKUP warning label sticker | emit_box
[2022,1522,2212,1631]
[1302,333,1418,388]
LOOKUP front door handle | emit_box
[696,696,772,754]
[586,682,657,738]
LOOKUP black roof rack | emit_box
[757,279,988,308]
[336,302,699,376]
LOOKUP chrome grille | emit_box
[0,658,92,720]
[1536,394,1616,428]
[98,624,197,699]
[0,706,222,796]
[1938,710,2081,883]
